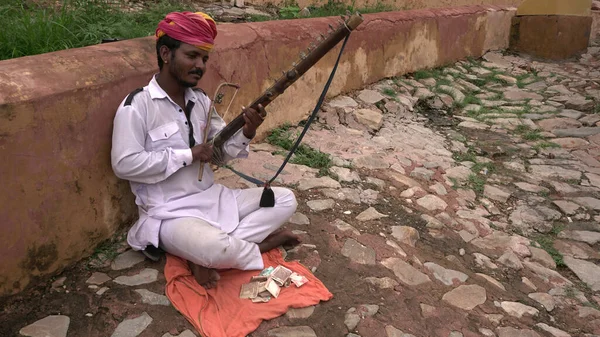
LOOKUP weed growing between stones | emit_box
[266,123,333,177]
[532,141,560,151]
[382,87,396,97]
[534,236,565,267]
[466,173,485,194]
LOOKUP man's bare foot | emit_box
[188,261,220,289]
[258,229,301,253]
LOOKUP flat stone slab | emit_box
[19,315,70,337]
[267,326,317,337]
[563,256,600,291]
[111,250,145,271]
[535,323,570,337]
[327,95,358,108]
[553,127,600,138]
[475,273,506,291]
[500,301,539,318]
[528,292,555,312]
[385,325,417,337]
[424,262,468,286]
[416,194,447,211]
[289,212,310,225]
[529,165,582,181]
[381,258,431,286]
[285,306,315,319]
[306,199,335,211]
[341,239,376,265]
[161,330,196,337]
[504,88,543,101]
[357,89,385,104]
[391,226,420,247]
[110,312,152,337]
[365,277,399,289]
[572,196,600,210]
[330,166,360,182]
[354,108,383,130]
[134,289,171,306]
[297,177,341,191]
[442,284,486,310]
[483,185,511,203]
[332,219,360,236]
[496,327,541,337]
[514,182,548,193]
[356,207,388,221]
[553,239,600,259]
[113,268,158,286]
[557,230,600,245]
[552,200,581,215]
[86,272,111,285]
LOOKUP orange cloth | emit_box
[165,249,333,337]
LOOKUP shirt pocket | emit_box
[148,121,182,151]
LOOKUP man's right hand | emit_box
[191,143,213,163]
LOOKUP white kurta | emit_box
[111,75,252,251]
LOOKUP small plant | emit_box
[382,87,396,97]
[523,130,543,141]
[532,141,560,151]
[467,173,485,194]
[266,123,332,176]
[453,148,477,162]
[471,161,495,175]
[535,235,565,267]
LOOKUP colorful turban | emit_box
[156,11,218,52]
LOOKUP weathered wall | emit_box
[593,10,600,43]
[0,5,516,296]
[243,0,523,11]
[509,15,593,59]
[516,0,592,16]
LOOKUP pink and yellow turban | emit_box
[155,11,217,52]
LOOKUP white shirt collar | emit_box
[148,74,197,102]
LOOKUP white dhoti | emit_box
[158,187,297,270]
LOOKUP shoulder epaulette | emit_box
[124,87,144,106]
[193,87,207,96]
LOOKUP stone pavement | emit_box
[4,43,600,337]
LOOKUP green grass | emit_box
[532,141,560,151]
[535,236,565,267]
[467,173,485,194]
[382,87,396,97]
[452,148,477,162]
[266,123,332,176]
[471,161,495,175]
[533,223,566,268]
[252,0,394,21]
[413,68,444,80]
[0,0,190,61]
[594,103,600,114]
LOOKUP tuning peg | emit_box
[328,24,334,30]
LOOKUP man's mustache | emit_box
[189,69,204,77]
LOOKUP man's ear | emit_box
[159,45,172,64]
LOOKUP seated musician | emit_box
[110,11,300,288]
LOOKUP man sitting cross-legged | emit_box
[111,11,300,288]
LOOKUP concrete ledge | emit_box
[509,15,592,59]
[0,5,516,296]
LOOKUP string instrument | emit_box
[200,12,363,179]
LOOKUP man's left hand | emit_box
[242,104,266,139]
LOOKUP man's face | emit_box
[167,43,209,88]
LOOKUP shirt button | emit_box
[243,142,246,145]
[179,109,182,112]
[183,162,187,166]
[185,121,188,125]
